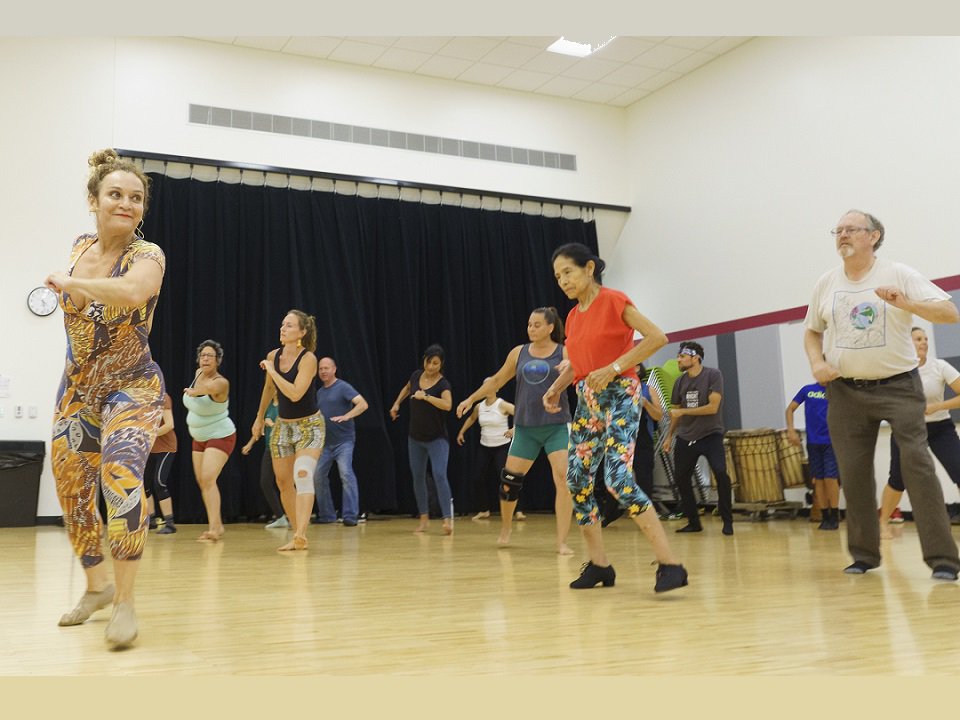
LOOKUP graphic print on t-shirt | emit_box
[832,289,886,349]
[520,358,551,385]
[684,390,700,408]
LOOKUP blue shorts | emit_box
[807,443,838,480]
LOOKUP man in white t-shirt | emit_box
[804,209,960,581]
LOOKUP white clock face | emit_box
[27,286,58,317]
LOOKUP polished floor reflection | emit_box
[4,514,959,675]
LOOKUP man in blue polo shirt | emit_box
[314,357,368,526]
[786,383,840,530]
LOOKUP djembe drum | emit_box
[776,429,807,488]
[725,429,783,503]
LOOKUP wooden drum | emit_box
[725,429,783,503]
[776,429,807,488]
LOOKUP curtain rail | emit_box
[116,148,631,214]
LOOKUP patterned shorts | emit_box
[269,412,326,458]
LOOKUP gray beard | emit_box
[837,245,855,258]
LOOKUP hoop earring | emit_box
[134,221,145,241]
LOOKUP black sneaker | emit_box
[676,524,703,533]
[932,565,959,581]
[343,519,358,527]
[654,563,689,593]
[843,561,877,574]
[569,561,616,589]
[157,524,176,535]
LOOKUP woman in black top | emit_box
[251,310,324,551]
[390,344,454,535]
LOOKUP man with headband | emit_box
[661,341,735,535]
[805,209,960,580]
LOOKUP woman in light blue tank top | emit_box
[456,307,574,554]
[183,339,236,542]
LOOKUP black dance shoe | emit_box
[654,563,689,593]
[569,561,616,589]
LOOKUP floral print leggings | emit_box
[567,376,652,526]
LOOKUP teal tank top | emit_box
[183,375,236,442]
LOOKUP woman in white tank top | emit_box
[456,379,517,521]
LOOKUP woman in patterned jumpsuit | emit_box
[44,149,166,649]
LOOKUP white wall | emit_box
[608,37,960,334]
[113,38,629,205]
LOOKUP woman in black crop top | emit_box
[250,310,325,551]
[390,344,454,535]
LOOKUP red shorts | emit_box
[191,433,237,456]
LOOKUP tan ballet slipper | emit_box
[58,584,115,627]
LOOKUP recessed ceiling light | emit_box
[546,36,617,58]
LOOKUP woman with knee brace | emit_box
[390,345,455,535]
[456,308,574,554]
[145,391,178,534]
[880,326,960,537]
[252,310,324,551]
[184,340,237,542]
[45,148,166,649]
[543,243,688,593]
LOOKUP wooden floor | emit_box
[4,512,960,676]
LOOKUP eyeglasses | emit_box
[830,226,871,236]
[198,353,218,359]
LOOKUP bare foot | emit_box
[198,529,223,542]
[557,543,574,556]
[414,523,428,534]
[514,511,527,521]
[277,539,296,551]
[497,529,512,546]
[442,520,454,536]
[880,523,893,540]
[293,535,308,550]
[472,511,491,520]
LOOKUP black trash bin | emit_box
[0,440,45,527]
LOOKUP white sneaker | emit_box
[265,516,290,529]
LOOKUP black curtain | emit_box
[143,173,599,523]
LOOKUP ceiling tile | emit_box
[522,51,580,74]
[664,36,719,50]
[480,41,543,68]
[562,56,621,82]
[438,37,503,61]
[233,37,291,52]
[535,75,592,98]
[704,37,752,55]
[189,37,236,45]
[373,47,432,73]
[601,63,660,87]
[592,36,658,62]
[393,37,453,53]
[328,39,388,66]
[497,68,553,92]
[415,55,475,80]
[345,36,399,47]
[282,36,342,59]
[668,51,716,74]
[572,82,632,104]
[632,43,696,70]
[457,62,515,84]
[639,69,683,92]
[608,87,652,107]
[507,36,555,48]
